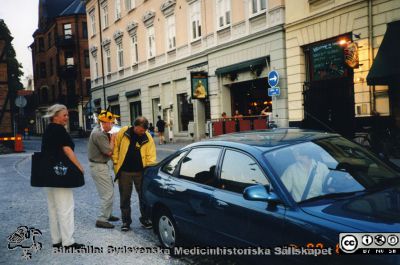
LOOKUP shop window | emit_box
[110,104,121,123]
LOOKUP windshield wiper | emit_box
[299,191,365,204]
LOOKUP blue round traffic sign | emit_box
[268,70,279,87]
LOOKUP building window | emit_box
[40,62,46,78]
[166,15,176,50]
[49,58,54,76]
[39,37,44,52]
[115,0,121,20]
[190,1,201,41]
[93,55,98,78]
[64,23,72,38]
[147,26,155,58]
[105,49,111,73]
[131,35,138,65]
[84,50,90,68]
[90,11,96,36]
[125,0,134,11]
[217,0,231,28]
[102,4,109,29]
[251,0,266,15]
[117,42,124,69]
[82,22,88,38]
[177,93,193,131]
[65,51,74,65]
[48,32,52,48]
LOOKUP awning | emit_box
[215,56,269,75]
[367,20,400,85]
[125,89,141,98]
[107,94,119,102]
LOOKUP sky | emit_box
[0,0,39,84]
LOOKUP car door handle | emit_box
[166,185,176,193]
[214,199,228,208]
[160,185,176,193]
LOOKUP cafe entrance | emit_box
[303,35,355,137]
[230,77,272,117]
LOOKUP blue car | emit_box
[142,129,400,264]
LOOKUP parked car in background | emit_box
[142,129,400,265]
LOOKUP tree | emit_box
[0,19,24,90]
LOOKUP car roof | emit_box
[186,128,340,151]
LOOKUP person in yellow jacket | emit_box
[112,116,156,231]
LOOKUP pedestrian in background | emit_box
[156,116,166,145]
[41,104,84,249]
[88,109,120,229]
[112,116,156,232]
[148,122,155,138]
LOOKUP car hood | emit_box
[300,187,400,231]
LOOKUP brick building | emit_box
[31,0,91,134]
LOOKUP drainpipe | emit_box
[368,0,375,113]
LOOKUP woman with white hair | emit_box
[41,104,84,249]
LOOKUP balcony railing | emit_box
[58,65,77,79]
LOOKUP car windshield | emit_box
[264,136,400,203]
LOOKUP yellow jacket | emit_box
[112,126,156,178]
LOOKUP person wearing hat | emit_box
[88,109,120,229]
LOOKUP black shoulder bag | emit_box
[31,149,84,188]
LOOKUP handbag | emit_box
[31,151,85,188]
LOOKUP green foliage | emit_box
[0,19,24,91]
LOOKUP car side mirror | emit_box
[243,184,281,205]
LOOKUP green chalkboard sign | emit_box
[311,41,346,81]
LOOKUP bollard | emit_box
[14,134,24,152]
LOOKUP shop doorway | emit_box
[230,78,272,117]
[303,77,354,137]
